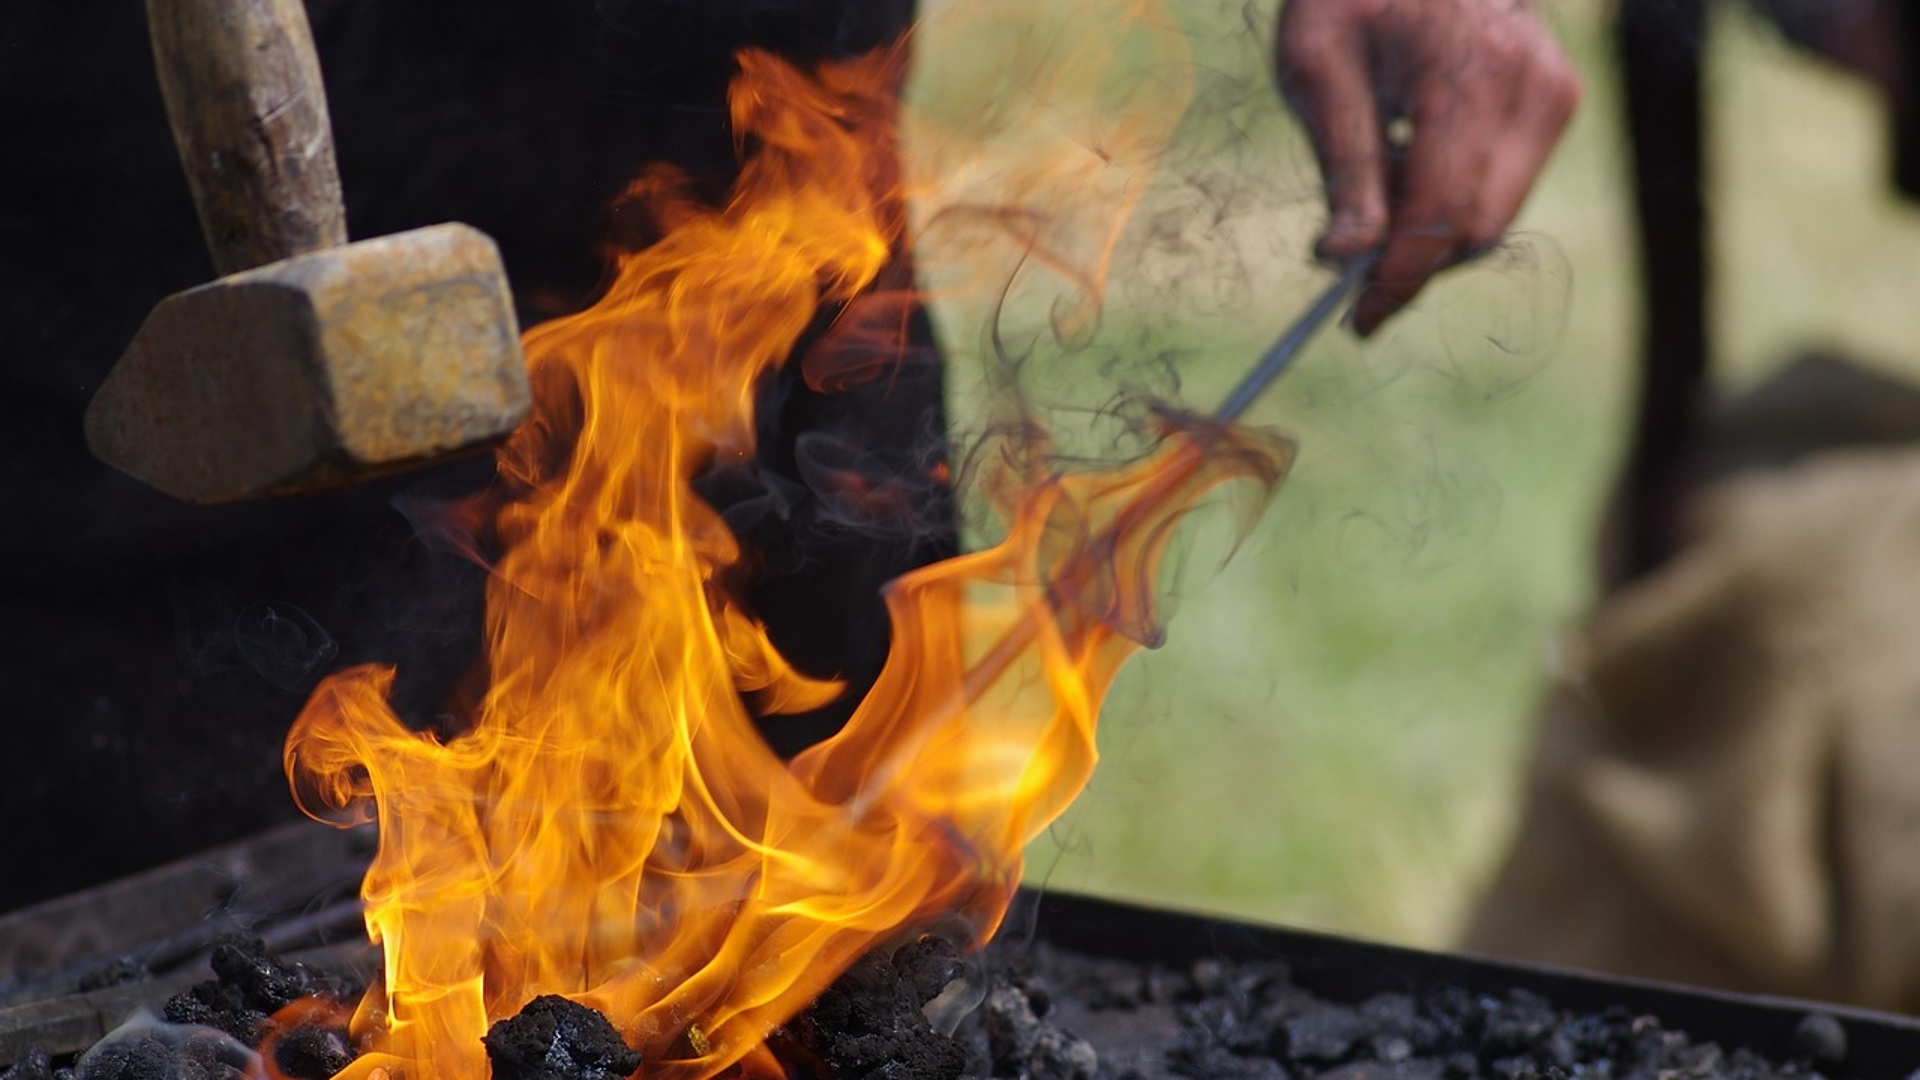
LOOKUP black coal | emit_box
[2,926,1878,1080]
[484,995,643,1080]
[270,1021,356,1080]
[987,942,1837,1080]
[161,938,357,1049]
[777,939,972,1080]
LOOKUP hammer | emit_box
[85,0,532,504]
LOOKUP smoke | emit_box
[903,0,1571,591]
[170,583,336,696]
[770,263,959,557]
[906,0,1218,498]
[232,605,339,695]
[165,470,494,734]
[1431,234,1572,403]
[1328,437,1505,578]
[76,1012,260,1080]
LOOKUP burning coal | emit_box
[281,9,1287,1080]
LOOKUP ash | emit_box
[70,1013,256,1080]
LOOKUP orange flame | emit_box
[285,33,1289,1080]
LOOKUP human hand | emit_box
[1276,0,1580,335]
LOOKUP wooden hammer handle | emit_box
[146,0,348,276]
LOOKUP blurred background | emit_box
[905,0,1920,948]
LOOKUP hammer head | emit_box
[87,222,530,503]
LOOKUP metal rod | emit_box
[948,257,1378,708]
[1213,254,1376,422]
[868,253,1384,801]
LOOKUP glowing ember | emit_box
[284,32,1288,1080]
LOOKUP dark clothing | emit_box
[0,0,943,910]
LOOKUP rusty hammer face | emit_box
[85,0,531,504]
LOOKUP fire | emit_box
[284,23,1289,1080]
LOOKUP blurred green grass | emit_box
[913,0,1920,947]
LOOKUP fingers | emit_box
[1354,60,1499,335]
[1354,5,1581,335]
[1276,0,1581,336]
[1276,1,1391,262]
[1471,44,1582,249]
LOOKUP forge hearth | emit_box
[6,827,1920,1080]
[0,824,375,1066]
